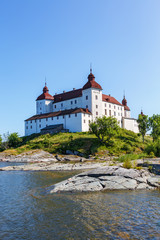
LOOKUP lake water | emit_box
[0,162,160,240]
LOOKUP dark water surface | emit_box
[0,162,160,240]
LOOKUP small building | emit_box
[25,69,139,136]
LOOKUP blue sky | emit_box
[0,0,160,136]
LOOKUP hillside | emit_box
[2,129,152,159]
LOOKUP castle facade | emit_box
[25,70,139,136]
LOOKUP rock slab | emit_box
[48,166,160,193]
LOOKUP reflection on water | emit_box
[0,165,160,240]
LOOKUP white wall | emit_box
[123,118,139,133]
[52,97,82,112]
[25,112,85,135]
[36,100,53,114]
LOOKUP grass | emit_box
[1,129,152,161]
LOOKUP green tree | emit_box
[137,114,150,142]
[149,114,160,142]
[8,133,22,148]
[0,135,2,150]
[89,116,119,145]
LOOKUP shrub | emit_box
[123,159,132,169]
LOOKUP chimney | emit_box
[63,91,66,93]
[73,88,76,90]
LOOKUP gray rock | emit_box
[147,177,160,188]
[49,176,103,193]
[47,166,159,193]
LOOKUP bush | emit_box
[123,159,132,169]
[144,141,160,157]
[8,133,22,148]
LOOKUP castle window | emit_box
[95,95,98,100]
[71,101,73,105]
[84,120,86,123]
[57,116,59,120]
[88,120,90,124]
[26,126,28,129]
[35,120,36,123]
[63,115,64,119]
[46,124,48,127]
[26,121,28,124]
[114,112,116,116]
[118,107,119,110]
[86,96,88,100]
[40,108,42,110]
[114,106,116,109]
[54,105,56,109]
[61,103,63,107]
[39,124,41,128]
[46,118,48,121]
[75,100,77,104]
[51,117,53,120]
[105,103,106,107]
[86,105,88,108]
[109,104,111,108]
[96,112,98,116]
[105,109,107,115]
[30,126,32,129]
[118,113,120,116]
[84,113,85,117]
[75,113,77,117]
[69,114,70,118]
[96,105,98,109]
[39,119,41,122]
[109,110,111,116]
[30,120,32,123]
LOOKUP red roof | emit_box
[102,94,122,106]
[124,105,130,111]
[53,88,82,103]
[36,85,54,101]
[25,108,91,121]
[83,73,102,90]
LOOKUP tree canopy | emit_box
[8,133,22,148]
[89,116,119,145]
[137,114,150,142]
[149,114,160,142]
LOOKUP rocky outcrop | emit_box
[0,162,108,171]
[48,166,160,193]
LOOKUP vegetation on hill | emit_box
[1,115,160,160]
[0,129,151,159]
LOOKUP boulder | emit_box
[47,166,160,193]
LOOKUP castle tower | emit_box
[36,83,54,114]
[82,68,103,120]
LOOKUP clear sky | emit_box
[0,0,160,136]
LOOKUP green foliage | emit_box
[149,114,160,142]
[0,135,2,151]
[122,159,132,169]
[144,141,160,157]
[8,133,22,148]
[137,114,150,142]
[89,116,120,145]
[117,153,147,162]
[1,128,151,158]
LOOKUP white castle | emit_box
[25,69,139,136]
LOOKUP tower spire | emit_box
[90,63,92,73]
[45,77,47,86]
